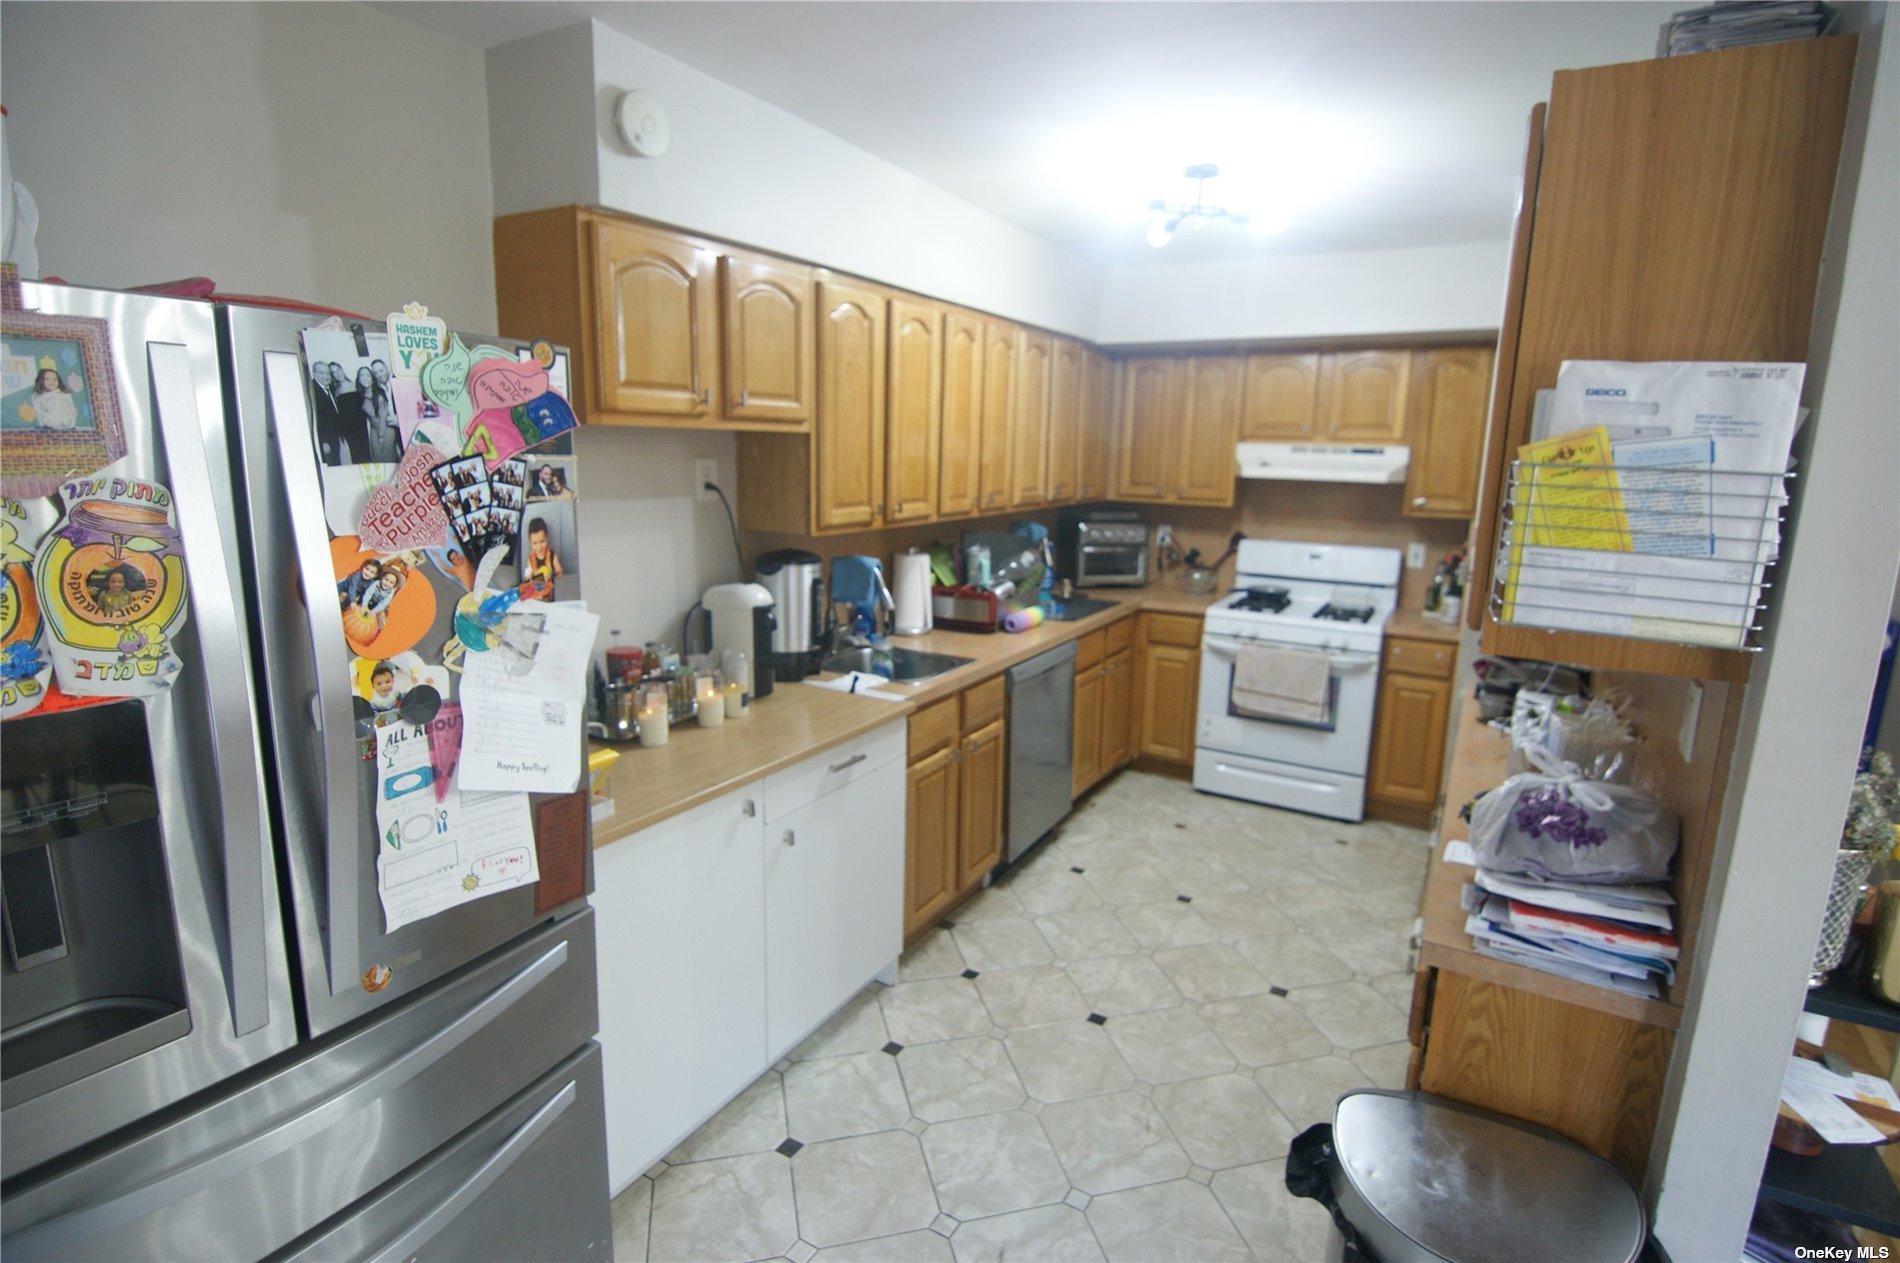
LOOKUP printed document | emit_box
[459,600,600,793]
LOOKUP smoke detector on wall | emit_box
[613,90,670,157]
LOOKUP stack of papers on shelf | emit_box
[1498,360,1803,647]
[1462,868,1678,1000]
[1658,1,1833,57]
[1778,1054,1900,1145]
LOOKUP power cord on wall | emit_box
[705,481,746,583]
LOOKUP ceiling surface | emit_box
[381,1,1680,263]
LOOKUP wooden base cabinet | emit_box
[904,678,1008,943]
[1073,619,1138,795]
[1367,636,1456,825]
[1134,613,1202,766]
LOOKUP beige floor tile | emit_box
[1062,954,1184,1017]
[792,987,891,1061]
[1085,1179,1252,1263]
[949,1204,1106,1263]
[1230,932,1356,990]
[1038,1090,1191,1194]
[666,1070,786,1163]
[784,1051,911,1142]
[609,1175,651,1263]
[1286,981,1409,1051]
[1007,868,1105,915]
[920,1110,1070,1220]
[1369,969,1420,1009]
[953,884,1026,922]
[900,928,969,982]
[1036,909,1140,961]
[881,977,993,1045]
[899,1036,1026,1122]
[1209,1159,1339,1263]
[1199,993,1334,1066]
[1187,891,1296,940]
[648,1151,797,1263]
[1104,1006,1237,1084]
[975,965,1090,1029]
[1262,880,1381,929]
[953,918,1055,972]
[1143,854,1251,897]
[1082,862,1183,907]
[791,1131,940,1248]
[1352,1040,1413,1089]
[1325,916,1418,978]
[1114,901,1221,949]
[1151,943,1276,1003]
[1253,1055,1374,1131]
[1211,843,1333,891]
[814,1230,955,1262]
[1150,1073,1297,1170]
[1005,1021,1136,1102]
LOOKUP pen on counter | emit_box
[849,676,859,693]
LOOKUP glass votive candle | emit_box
[637,683,670,747]
[724,677,748,719]
[697,673,725,727]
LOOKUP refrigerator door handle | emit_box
[150,342,272,1037]
[264,350,362,997]
[4,940,571,1261]
[364,1081,578,1263]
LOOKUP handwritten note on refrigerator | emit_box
[373,719,539,931]
[458,600,599,793]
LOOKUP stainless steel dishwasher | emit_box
[1005,641,1078,864]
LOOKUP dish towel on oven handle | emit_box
[1231,642,1332,724]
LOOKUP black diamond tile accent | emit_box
[940,919,957,929]
[1334,838,1350,846]
[961,968,980,980]
[1269,986,1289,997]
[1177,894,1193,903]
[1174,822,1187,830]
[1087,1012,1107,1025]
[1070,866,1085,874]
[882,1041,904,1055]
[776,1138,804,1157]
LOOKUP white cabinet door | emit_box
[592,787,766,1192]
[764,750,906,1060]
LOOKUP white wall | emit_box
[485,23,601,217]
[1649,13,1900,1256]
[0,1,497,330]
[1093,240,1510,344]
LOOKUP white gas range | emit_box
[1194,540,1404,821]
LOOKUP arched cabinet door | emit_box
[590,219,717,417]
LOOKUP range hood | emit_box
[1235,442,1410,484]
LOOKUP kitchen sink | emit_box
[821,646,976,682]
[1042,596,1120,621]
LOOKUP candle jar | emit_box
[636,683,670,747]
[697,672,725,728]
[724,678,748,719]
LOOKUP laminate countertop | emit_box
[587,585,1221,846]
[1386,605,1464,645]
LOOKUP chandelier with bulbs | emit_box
[1146,163,1252,248]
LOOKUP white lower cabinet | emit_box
[589,721,905,1193]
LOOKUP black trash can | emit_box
[1287,1089,1648,1263]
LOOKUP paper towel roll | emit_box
[893,552,933,635]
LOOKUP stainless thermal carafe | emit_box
[754,548,826,680]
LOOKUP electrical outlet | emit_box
[1406,542,1428,570]
[694,458,719,502]
[1678,681,1704,763]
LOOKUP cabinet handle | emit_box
[739,389,750,408]
[952,749,964,764]
[829,752,867,774]
[875,502,885,518]
[1413,495,1428,507]
[967,736,988,753]
[742,799,756,818]
[701,388,712,407]
[783,829,796,847]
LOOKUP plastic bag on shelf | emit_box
[1470,747,1679,884]
[1508,692,1640,784]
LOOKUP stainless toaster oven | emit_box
[1055,511,1149,588]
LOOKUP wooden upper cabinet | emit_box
[1011,331,1053,507]
[1077,349,1113,502]
[938,311,985,519]
[1177,355,1242,504]
[590,218,718,418]
[885,297,943,525]
[720,251,813,424]
[1324,349,1410,441]
[1240,352,1323,441]
[1046,338,1083,504]
[1115,357,1179,500]
[1405,345,1495,519]
[814,279,887,532]
[977,321,1018,514]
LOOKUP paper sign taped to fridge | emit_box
[373,717,538,931]
[457,599,599,794]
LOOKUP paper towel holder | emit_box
[892,551,934,637]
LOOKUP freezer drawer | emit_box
[275,1042,610,1263]
[0,910,598,1262]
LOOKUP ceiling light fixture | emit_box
[1146,163,1249,248]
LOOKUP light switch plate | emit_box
[1678,681,1704,762]
[1407,542,1427,570]
[694,458,719,502]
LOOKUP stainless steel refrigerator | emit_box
[0,283,609,1260]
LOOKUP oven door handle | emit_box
[1203,633,1378,673]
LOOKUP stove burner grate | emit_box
[1315,603,1374,624]
[1233,586,1291,614]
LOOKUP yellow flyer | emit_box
[1501,426,1630,621]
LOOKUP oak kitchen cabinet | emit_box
[1324,349,1411,442]
[1134,612,1203,765]
[812,279,888,531]
[885,297,943,525]
[977,319,1019,514]
[721,249,815,424]
[1046,337,1083,504]
[1011,329,1053,507]
[1367,634,1456,825]
[904,677,1007,943]
[1077,348,1115,502]
[1113,356,1182,501]
[1404,346,1494,520]
[1072,617,1138,797]
[1113,355,1239,507]
[1238,351,1324,441]
[938,309,986,519]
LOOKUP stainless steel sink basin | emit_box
[821,646,976,682]
[1043,596,1120,621]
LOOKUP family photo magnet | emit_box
[331,536,438,661]
[385,303,447,379]
[0,497,53,717]
[33,476,190,696]
[1,308,129,500]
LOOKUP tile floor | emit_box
[612,770,1431,1263]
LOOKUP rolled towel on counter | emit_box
[1002,606,1045,633]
